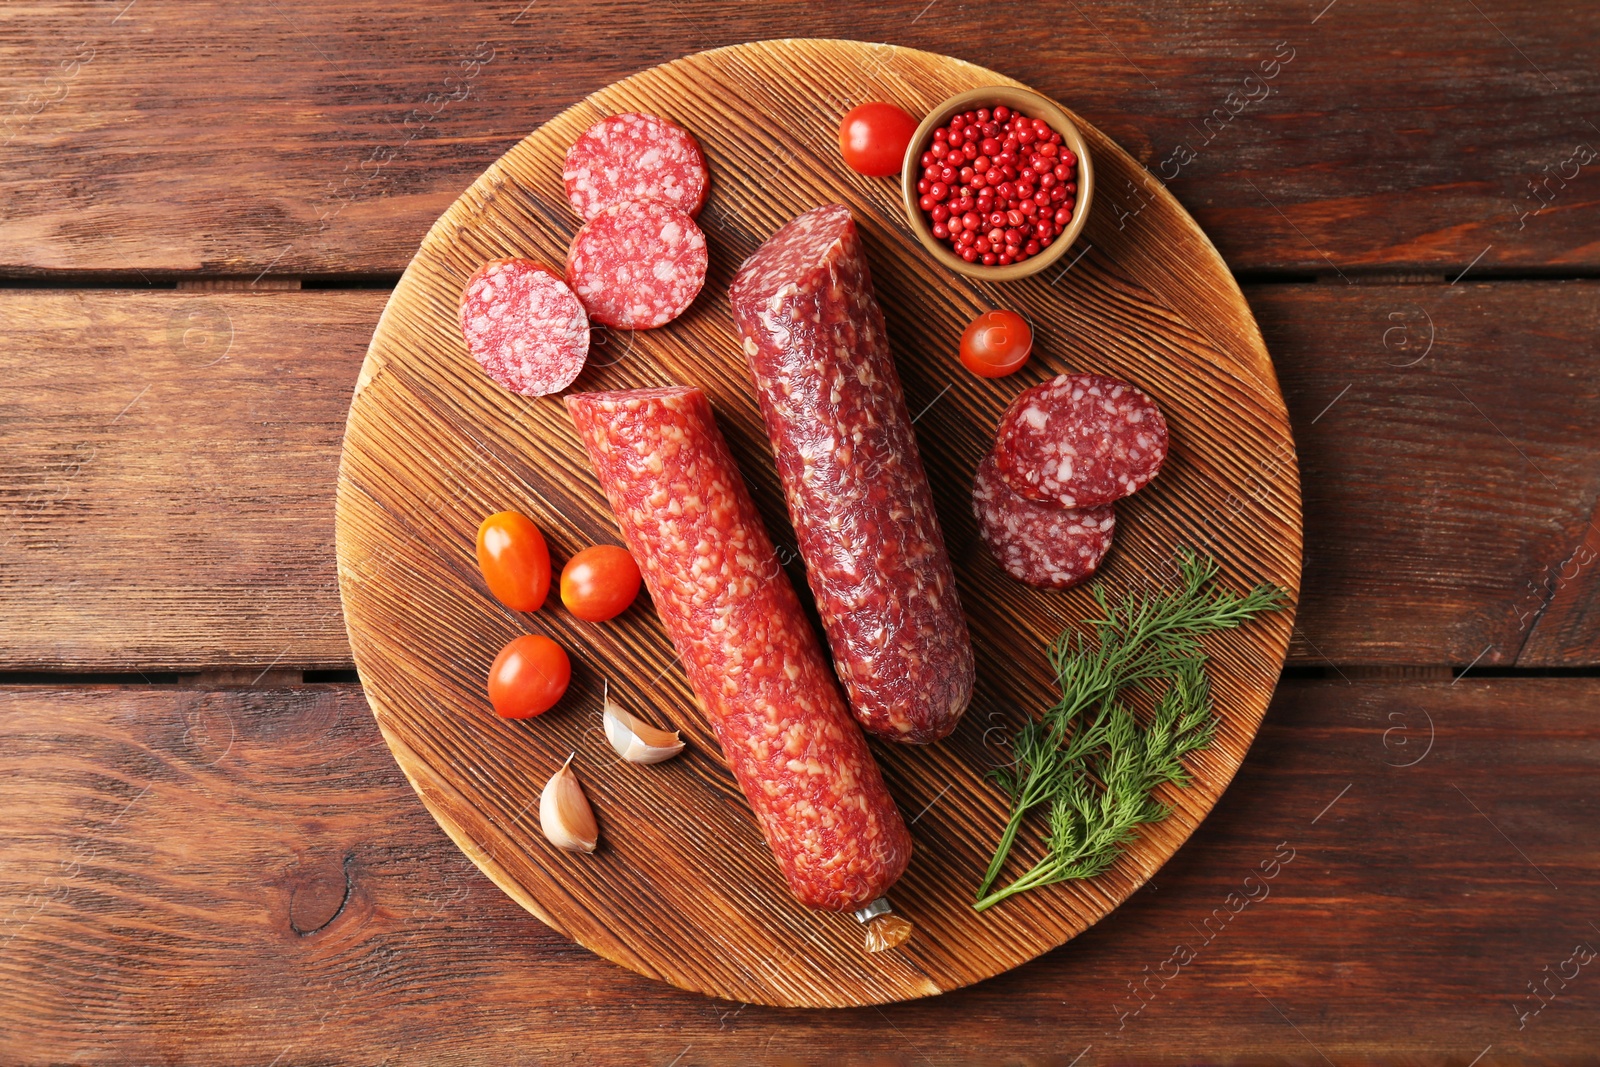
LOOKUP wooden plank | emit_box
[1,678,1595,1061]
[1518,494,1600,667]
[1253,280,1600,669]
[0,2,1595,276]
[0,289,385,671]
[4,283,1597,671]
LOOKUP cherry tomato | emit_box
[475,511,550,612]
[560,545,643,622]
[959,310,1033,378]
[487,634,571,718]
[838,102,920,177]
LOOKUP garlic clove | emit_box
[602,688,685,764]
[540,753,598,853]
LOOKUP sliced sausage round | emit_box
[993,373,1168,507]
[565,199,708,330]
[973,451,1115,589]
[563,112,710,220]
[458,258,589,397]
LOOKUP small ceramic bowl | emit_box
[901,85,1095,282]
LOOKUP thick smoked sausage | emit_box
[566,385,912,911]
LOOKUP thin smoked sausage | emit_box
[729,205,974,744]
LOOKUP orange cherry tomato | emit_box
[487,635,571,718]
[838,102,919,177]
[959,310,1033,378]
[560,545,643,622]
[476,511,550,612]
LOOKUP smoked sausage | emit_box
[566,385,912,911]
[729,205,974,744]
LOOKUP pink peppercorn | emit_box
[916,107,1077,265]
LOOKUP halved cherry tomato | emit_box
[838,102,919,177]
[487,634,571,718]
[476,511,550,612]
[560,545,642,622]
[959,310,1033,378]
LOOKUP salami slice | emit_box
[972,451,1116,589]
[730,204,975,745]
[993,373,1168,507]
[563,112,709,220]
[458,258,589,397]
[565,199,708,330]
[565,386,911,912]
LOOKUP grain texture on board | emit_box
[1,680,1596,1061]
[0,2,1595,276]
[4,283,1598,672]
[335,40,1298,1007]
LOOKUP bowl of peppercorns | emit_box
[902,86,1094,281]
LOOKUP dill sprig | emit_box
[974,550,1287,912]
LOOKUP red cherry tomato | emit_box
[476,511,550,612]
[838,102,920,177]
[487,635,571,718]
[959,310,1033,378]
[560,545,643,622]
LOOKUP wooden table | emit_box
[2,3,1596,1062]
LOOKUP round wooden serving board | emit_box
[335,39,1302,1009]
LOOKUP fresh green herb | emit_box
[974,551,1288,912]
